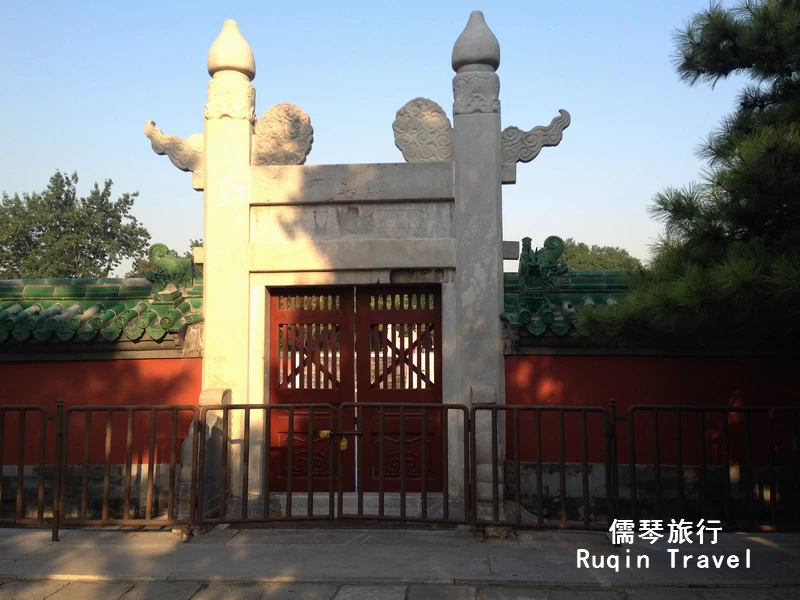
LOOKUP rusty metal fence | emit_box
[625,404,800,531]
[1,399,798,540]
[57,405,199,533]
[0,406,50,531]
[470,404,616,530]
[192,402,470,527]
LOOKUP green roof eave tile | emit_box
[501,235,632,337]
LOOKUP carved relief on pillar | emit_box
[204,78,256,123]
[252,103,314,166]
[392,98,454,162]
[452,72,500,116]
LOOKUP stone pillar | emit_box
[451,12,506,520]
[202,20,256,406]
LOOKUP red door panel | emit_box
[355,287,443,493]
[269,289,355,492]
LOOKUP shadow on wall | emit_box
[0,358,202,466]
[502,354,800,525]
[505,354,800,463]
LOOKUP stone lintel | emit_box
[250,162,455,205]
[249,239,455,272]
[502,241,520,260]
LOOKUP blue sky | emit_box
[0,1,743,274]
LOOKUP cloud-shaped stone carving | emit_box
[393,98,453,163]
[501,110,571,164]
[252,103,314,166]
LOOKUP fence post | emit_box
[607,398,619,521]
[51,400,64,542]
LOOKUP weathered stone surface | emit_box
[393,98,453,163]
[501,111,571,165]
[253,104,313,166]
[334,585,407,600]
[263,583,339,599]
[47,582,134,600]
[477,588,549,600]
[408,584,476,600]
[548,591,623,600]
[113,581,202,600]
[0,580,69,599]
[192,583,269,600]
[251,202,454,243]
[249,162,455,205]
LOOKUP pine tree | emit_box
[576,0,800,351]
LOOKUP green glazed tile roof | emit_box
[0,245,203,346]
[0,237,628,347]
[501,236,631,337]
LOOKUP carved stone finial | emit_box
[144,121,204,172]
[207,20,256,81]
[452,11,500,73]
[252,103,314,166]
[393,98,453,162]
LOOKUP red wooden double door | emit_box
[268,286,443,494]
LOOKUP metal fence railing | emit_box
[0,399,798,539]
[57,405,199,533]
[0,406,50,530]
[625,405,800,531]
[470,404,615,530]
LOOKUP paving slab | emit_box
[0,531,58,560]
[334,585,407,599]
[46,581,134,600]
[698,592,786,600]
[407,584,477,599]
[117,581,202,599]
[188,527,241,545]
[149,542,491,583]
[515,532,608,552]
[476,587,549,600]
[362,531,483,548]
[56,530,183,548]
[262,583,339,599]
[0,579,69,600]
[0,544,160,579]
[624,589,703,600]
[191,582,271,599]
[487,547,642,586]
[548,591,623,600]
[230,530,369,546]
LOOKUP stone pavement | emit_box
[0,526,797,599]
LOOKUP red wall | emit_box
[0,358,202,465]
[505,355,800,466]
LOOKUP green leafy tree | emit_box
[126,238,203,279]
[0,171,150,279]
[577,0,800,351]
[561,238,642,271]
